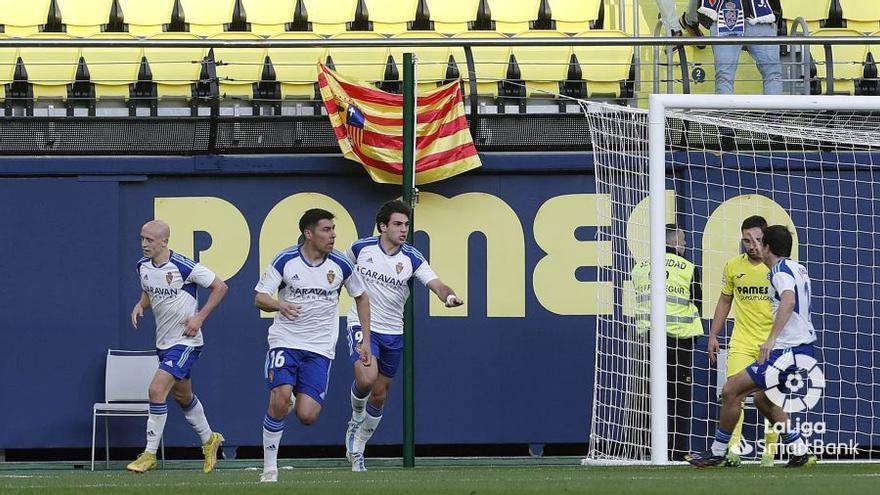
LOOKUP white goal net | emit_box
[582,95,880,465]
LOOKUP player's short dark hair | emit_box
[762,225,793,257]
[741,215,768,231]
[299,208,335,233]
[376,200,411,231]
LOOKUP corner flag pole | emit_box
[401,52,417,469]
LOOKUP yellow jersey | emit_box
[721,253,773,351]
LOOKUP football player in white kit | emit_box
[343,200,463,471]
[688,225,818,468]
[127,220,228,474]
[255,208,372,483]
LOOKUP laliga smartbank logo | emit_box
[757,353,860,457]
[764,352,825,413]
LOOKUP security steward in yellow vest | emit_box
[631,225,703,461]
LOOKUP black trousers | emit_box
[667,336,696,461]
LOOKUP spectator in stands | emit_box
[657,0,704,41]
[699,0,783,94]
[630,225,704,461]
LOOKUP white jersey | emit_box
[138,252,217,350]
[769,258,817,349]
[255,245,365,359]
[345,237,438,335]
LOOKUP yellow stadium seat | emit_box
[144,32,207,99]
[302,0,358,35]
[451,31,510,96]
[547,0,602,33]
[56,0,113,37]
[83,33,142,98]
[209,32,266,99]
[486,0,540,34]
[119,0,175,36]
[267,32,325,98]
[839,0,880,34]
[779,0,831,34]
[572,30,634,98]
[365,0,418,34]
[0,34,17,100]
[327,32,390,84]
[242,0,296,35]
[0,0,51,36]
[179,0,235,36]
[426,0,480,34]
[510,31,570,96]
[18,33,81,99]
[809,27,867,95]
[390,31,452,89]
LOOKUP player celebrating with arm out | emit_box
[127,220,228,474]
[254,208,371,483]
[343,200,463,472]
[689,225,818,468]
[707,215,779,467]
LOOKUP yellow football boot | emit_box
[201,432,224,473]
[126,451,157,473]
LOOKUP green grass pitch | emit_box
[1,459,879,495]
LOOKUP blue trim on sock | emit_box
[366,403,383,418]
[351,381,370,399]
[782,431,801,444]
[181,395,199,412]
[263,413,285,433]
[149,402,168,415]
[715,428,732,443]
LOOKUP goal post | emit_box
[583,94,880,466]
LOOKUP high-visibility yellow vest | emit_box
[631,254,704,338]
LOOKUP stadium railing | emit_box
[0,33,874,155]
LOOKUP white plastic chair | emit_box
[91,349,165,470]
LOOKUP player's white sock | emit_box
[781,429,809,456]
[353,403,383,454]
[181,394,213,444]
[262,414,285,473]
[146,402,168,454]
[351,381,371,423]
[711,428,732,456]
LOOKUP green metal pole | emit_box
[401,52,417,468]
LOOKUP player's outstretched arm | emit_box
[183,276,229,336]
[131,291,150,329]
[426,279,463,307]
[353,292,372,366]
[707,293,733,364]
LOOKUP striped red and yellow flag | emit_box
[318,64,481,185]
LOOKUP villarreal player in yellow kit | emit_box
[708,216,778,467]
